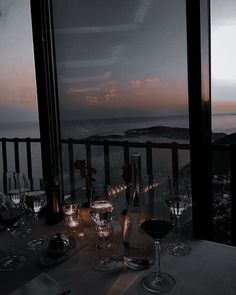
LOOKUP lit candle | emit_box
[64,209,75,216]
[63,204,77,216]
[68,219,79,228]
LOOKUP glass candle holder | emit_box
[67,215,81,238]
[63,204,78,234]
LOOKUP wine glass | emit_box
[7,172,30,237]
[0,207,27,271]
[89,185,117,271]
[26,191,47,250]
[164,177,191,256]
[140,180,175,294]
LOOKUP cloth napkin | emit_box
[9,273,62,295]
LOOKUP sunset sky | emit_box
[0,0,236,123]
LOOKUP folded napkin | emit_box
[9,273,62,295]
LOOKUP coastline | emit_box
[81,125,226,142]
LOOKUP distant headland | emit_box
[82,125,227,142]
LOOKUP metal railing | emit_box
[0,137,41,193]
[1,137,189,194]
[61,138,190,198]
[1,136,236,244]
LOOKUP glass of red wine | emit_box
[140,178,175,294]
[0,207,27,271]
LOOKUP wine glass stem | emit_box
[154,240,162,281]
[176,215,181,245]
[101,226,106,251]
[35,213,39,238]
[8,228,14,256]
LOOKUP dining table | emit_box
[1,214,236,295]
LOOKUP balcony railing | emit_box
[1,137,236,245]
[0,136,189,192]
[0,137,41,193]
[61,138,190,199]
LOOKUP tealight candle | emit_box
[63,204,77,216]
[68,219,79,228]
[64,209,75,216]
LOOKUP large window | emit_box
[52,0,190,201]
[211,0,236,244]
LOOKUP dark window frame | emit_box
[31,0,230,242]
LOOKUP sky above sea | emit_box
[0,0,236,125]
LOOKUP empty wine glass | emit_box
[164,177,191,256]
[7,172,30,237]
[140,180,175,294]
[26,191,47,250]
[89,185,117,271]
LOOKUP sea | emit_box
[0,114,236,193]
[1,113,236,139]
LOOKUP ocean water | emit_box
[0,121,40,138]
[0,114,236,193]
[61,115,190,139]
[0,114,235,139]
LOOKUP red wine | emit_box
[141,219,173,240]
[0,208,22,227]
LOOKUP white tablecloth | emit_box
[1,221,236,295]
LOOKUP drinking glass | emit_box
[7,173,30,237]
[63,204,78,233]
[0,207,27,271]
[26,191,47,250]
[89,185,117,271]
[140,180,175,294]
[164,177,191,256]
[63,204,83,237]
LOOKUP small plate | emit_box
[40,236,77,267]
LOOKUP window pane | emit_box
[211,0,236,244]
[0,0,41,191]
[52,0,190,234]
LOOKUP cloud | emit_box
[59,78,188,120]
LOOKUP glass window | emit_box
[211,0,236,244]
[52,0,191,235]
[0,0,41,191]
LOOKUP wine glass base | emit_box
[90,255,117,271]
[26,238,48,251]
[167,243,191,256]
[0,255,26,271]
[142,272,175,294]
